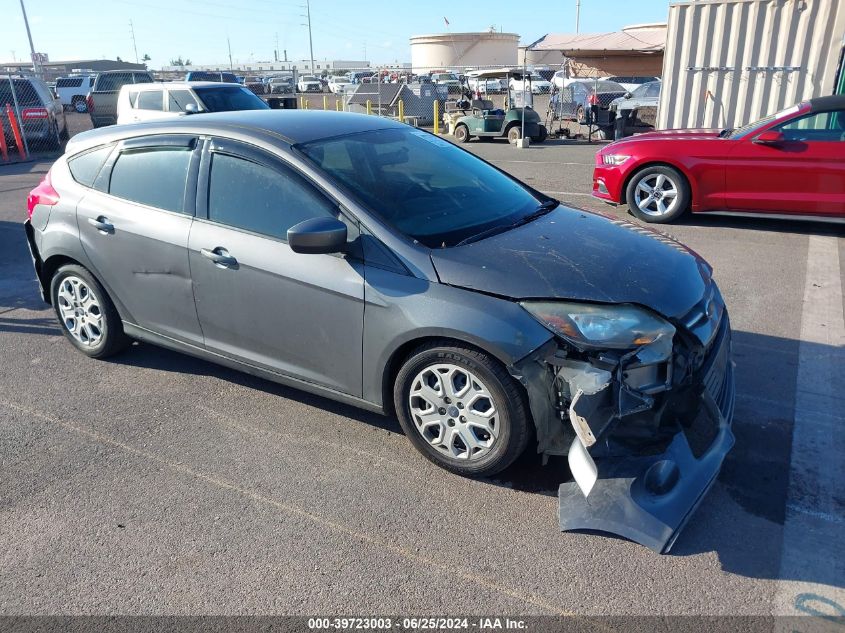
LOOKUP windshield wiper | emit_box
[718,128,734,138]
[455,200,559,247]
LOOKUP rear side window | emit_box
[95,73,132,92]
[207,153,336,240]
[68,144,114,187]
[136,90,163,110]
[133,72,154,84]
[0,80,41,107]
[109,147,192,213]
[57,78,83,88]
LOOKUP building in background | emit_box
[1,58,147,81]
[658,0,845,130]
[520,24,666,78]
[160,60,369,75]
[410,30,519,72]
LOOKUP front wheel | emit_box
[507,126,521,143]
[394,342,531,477]
[454,124,470,143]
[625,165,690,223]
[50,264,130,358]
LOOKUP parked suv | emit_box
[55,75,96,113]
[116,81,269,124]
[87,70,154,128]
[0,76,67,150]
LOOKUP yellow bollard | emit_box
[433,100,439,135]
[366,100,372,116]
[323,95,328,110]
[300,96,304,109]
[336,99,341,111]
[398,99,404,123]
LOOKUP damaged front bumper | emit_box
[512,305,735,554]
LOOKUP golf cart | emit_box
[444,68,547,144]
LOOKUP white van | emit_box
[116,81,269,125]
[55,75,95,112]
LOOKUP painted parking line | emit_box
[489,160,594,166]
[540,191,594,197]
[774,235,845,617]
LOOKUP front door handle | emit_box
[200,247,238,268]
[87,216,114,234]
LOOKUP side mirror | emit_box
[184,103,199,114]
[287,217,347,254]
[754,130,784,145]
[624,92,632,99]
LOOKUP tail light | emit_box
[588,93,599,106]
[21,107,49,120]
[27,169,59,219]
[86,94,94,113]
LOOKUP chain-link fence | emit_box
[1,72,68,164]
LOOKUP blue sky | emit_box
[5,0,670,67]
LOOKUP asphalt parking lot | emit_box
[1,114,843,619]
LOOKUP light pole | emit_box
[575,0,581,34]
[303,0,315,74]
[18,0,40,77]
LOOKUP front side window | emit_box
[193,86,269,112]
[136,90,163,111]
[109,147,192,213]
[168,90,199,112]
[207,153,337,240]
[299,127,543,248]
[776,110,845,141]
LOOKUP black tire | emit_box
[59,120,69,141]
[506,125,521,143]
[454,124,470,143]
[533,125,548,143]
[50,264,130,359]
[576,105,585,124]
[393,341,531,478]
[625,165,690,224]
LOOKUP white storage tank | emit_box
[410,31,519,72]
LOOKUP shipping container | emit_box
[658,0,845,130]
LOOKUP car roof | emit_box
[128,81,233,90]
[67,110,407,150]
[808,94,845,112]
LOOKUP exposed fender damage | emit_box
[510,309,736,554]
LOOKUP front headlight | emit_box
[601,154,630,166]
[520,301,675,350]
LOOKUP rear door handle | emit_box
[200,247,238,268]
[87,216,114,234]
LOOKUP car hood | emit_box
[618,128,723,141]
[429,207,711,320]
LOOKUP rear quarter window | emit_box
[68,144,114,187]
[108,147,192,213]
[95,73,133,92]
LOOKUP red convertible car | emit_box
[592,95,845,223]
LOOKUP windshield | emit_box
[193,86,269,112]
[298,127,544,248]
[728,104,802,139]
[592,81,626,93]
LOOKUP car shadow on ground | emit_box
[673,212,845,237]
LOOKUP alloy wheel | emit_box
[633,173,680,218]
[56,275,104,347]
[408,363,499,461]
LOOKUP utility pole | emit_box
[274,33,279,62]
[302,0,315,73]
[575,0,581,34]
[129,20,139,64]
[227,37,233,71]
[18,0,40,77]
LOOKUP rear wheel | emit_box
[50,264,130,359]
[625,165,690,224]
[394,341,531,477]
[507,126,521,143]
[454,124,470,143]
[73,97,87,113]
[576,105,586,124]
[533,125,548,143]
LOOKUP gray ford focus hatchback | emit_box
[25,111,734,552]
